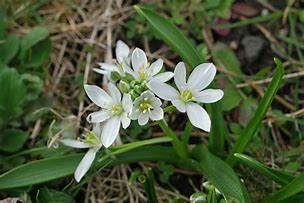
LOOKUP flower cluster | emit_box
[61,40,224,182]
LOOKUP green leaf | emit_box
[0,67,26,126]
[0,35,20,64]
[135,5,228,156]
[23,37,51,69]
[221,87,243,111]
[226,58,284,166]
[263,173,304,203]
[0,154,83,189]
[234,153,294,186]
[134,5,204,69]
[21,27,49,53]
[19,27,51,69]
[0,129,28,153]
[21,73,43,101]
[99,136,172,161]
[216,0,234,19]
[192,145,250,203]
[212,43,243,77]
[0,146,179,189]
[37,188,73,203]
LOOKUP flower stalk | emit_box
[157,119,189,159]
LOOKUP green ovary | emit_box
[180,90,193,102]
[111,104,123,115]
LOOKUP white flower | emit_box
[93,40,133,77]
[129,48,174,83]
[84,83,132,147]
[148,62,224,132]
[60,124,102,182]
[130,91,163,125]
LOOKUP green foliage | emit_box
[37,188,73,203]
[234,153,294,186]
[226,58,284,166]
[0,68,26,126]
[135,5,205,69]
[192,145,250,203]
[263,173,304,203]
[0,145,180,190]
[157,161,175,183]
[0,129,28,153]
[0,34,20,64]
[0,8,51,162]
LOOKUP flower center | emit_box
[180,90,193,102]
[139,98,153,113]
[84,131,100,147]
[111,104,123,115]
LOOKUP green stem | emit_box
[157,119,189,159]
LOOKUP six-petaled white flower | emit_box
[93,40,133,77]
[148,62,224,132]
[63,42,224,184]
[130,91,164,125]
[129,48,174,83]
[60,124,102,182]
[84,83,132,148]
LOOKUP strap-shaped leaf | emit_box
[134,6,204,69]
[263,173,304,203]
[234,153,294,186]
[0,144,177,190]
[192,145,250,203]
[226,58,284,166]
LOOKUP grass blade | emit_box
[0,146,179,190]
[263,173,304,203]
[234,153,294,185]
[226,58,284,166]
[134,5,204,68]
[192,145,250,202]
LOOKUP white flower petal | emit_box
[101,117,121,148]
[150,107,164,121]
[87,110,111,123]
[152,72,174,82]
[186,102,211,132]
[132,48,147,71]
[147,80,179,101]
[116,40,130,63]
[122,93,132,112]
[187,63,216,92]
[194,89,224,103]
[60,139,90,148]
[130,109,140,120]
[92,123,102,137]
[84,85,112,107]
[174,62,187,91]
[74,148,97,182]
[149,59,163,76]
[138,113,149,125]
[124,64,136,76]
[97,63,116,71]
[108,83,121,103]
[172,99,186,112]
[120,113,131,129]
[93,68,108,75]
[150,97,162,107]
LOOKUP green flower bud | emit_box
[118,80,130,93]
[190,192,206,203]
[110,71,121,82]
